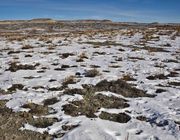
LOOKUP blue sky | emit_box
[0,0,180,23]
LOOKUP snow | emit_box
[0,28,180,140]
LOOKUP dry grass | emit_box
[62,75,77,87]
[99,111,131,123]
[22,103,49,116]
[84,69,100,77]
[43,97,59,106]
[62,79,154,119]
[93,79,154,98]
[168,82,180,86]
[28,117,58,128]
[143,46,170,52]
[122,74,136,81]
[0,101,53,140]
[62,88,129,118]
[146,74,168,80]
[7,84,24,92]
[76,52,88,62]
[22,45,33,50]
[7,61,40,72]
[83,41,122,46]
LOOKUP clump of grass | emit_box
[7,84,24,92]
[162,59,179,63]
[62,75,76,87]
[168,82,180,86]
[167,71,179,77]
[136,115,147,121]
[122,74,136,81]
[43,97,59,106]
[46,40,52,44]
[28,117,58,128]
[115,57,123,61]
[37,70,46,73]
[62,124,79,131]
[99,111,131,123]
[62,78,154,121]
[7,61,40,72]
[8,50,21,55]
[109,64,120,68]
[22,103,49,116]
[48,79,56,82]
[128,57,145,60]
[79,52,88,59]
[83,41,122,46]
[61,53,74,59]
[146,74,168,80]
[84,69,100,77]
[0,89,11,94]
[48,86,63,91]
[94,79,154,98]
[90,65,101,68]
[21,45,33,50]
[24,54,33,57]
[76,52,88,62]
[143,46,169,52]
[61,64,70,69]
[155,89,166,93]
[62,87,129,118]
[93,51,106,55]
[118,48,125,52]
[47,45,56,50]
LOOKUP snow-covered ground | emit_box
[0,28,179,140]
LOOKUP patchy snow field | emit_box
[0,27,180,140]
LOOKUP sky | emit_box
[0,0,180,23]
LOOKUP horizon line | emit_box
[0,18,180,24]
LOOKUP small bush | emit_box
[84,69,100,77]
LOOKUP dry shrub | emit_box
[22,45,33,50]
[122,74,136,81]
[62,75,76,87]
[84,69,100,77]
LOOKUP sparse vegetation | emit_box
[43,97,59,106]
[62,75,76,87]
[99,111,131,123]
[84,69,100,77]
[28,117,58,128]
[62,88,129,118]
[0,20,179,140]
[122,74,136,81]
[22,103,49,116]
[146,74,168,80]
[7,61,40,72]
[22,45,33,50]
[7,84,24,92]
